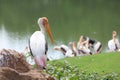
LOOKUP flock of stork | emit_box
[26,17,120,70]
[54,31,120,57]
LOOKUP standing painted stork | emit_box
[29,17,54,70]
[108,31,120,52]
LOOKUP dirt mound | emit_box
[0,49,55,80]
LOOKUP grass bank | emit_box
[47,52,120,79]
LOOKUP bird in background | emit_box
[108,31,120,52]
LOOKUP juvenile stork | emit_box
[29,17,54,70]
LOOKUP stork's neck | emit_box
[39,24,45,34]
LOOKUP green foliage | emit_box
[44,60,119,80]
[48,53,120,74]
[27,52,120,79]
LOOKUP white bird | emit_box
[29,17,54,70]
[108,31,120,52]
[54,44,75,57]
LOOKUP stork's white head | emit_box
[38,17,54,44]
[38,17,47,33]
[38,17,48,27]
[112,31,117,38]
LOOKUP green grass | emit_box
[48,52,120,75]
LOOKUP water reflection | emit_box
[0,25,29,52]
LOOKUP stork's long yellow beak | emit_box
[45,23,54,44]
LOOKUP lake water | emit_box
[0,0,120,60]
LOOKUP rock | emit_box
[0,49,55,80]
[0,49,33,73]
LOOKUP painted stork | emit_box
[54,44,75,57]
[29,17,54,70]
[108,31,120,52]
[77,36,92,55]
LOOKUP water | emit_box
[0,0,120,60]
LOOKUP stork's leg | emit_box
[34,56,47,70]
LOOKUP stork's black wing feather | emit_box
[45,41,48,55]
[28,38,34,57]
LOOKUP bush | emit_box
[44,61,119,80]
